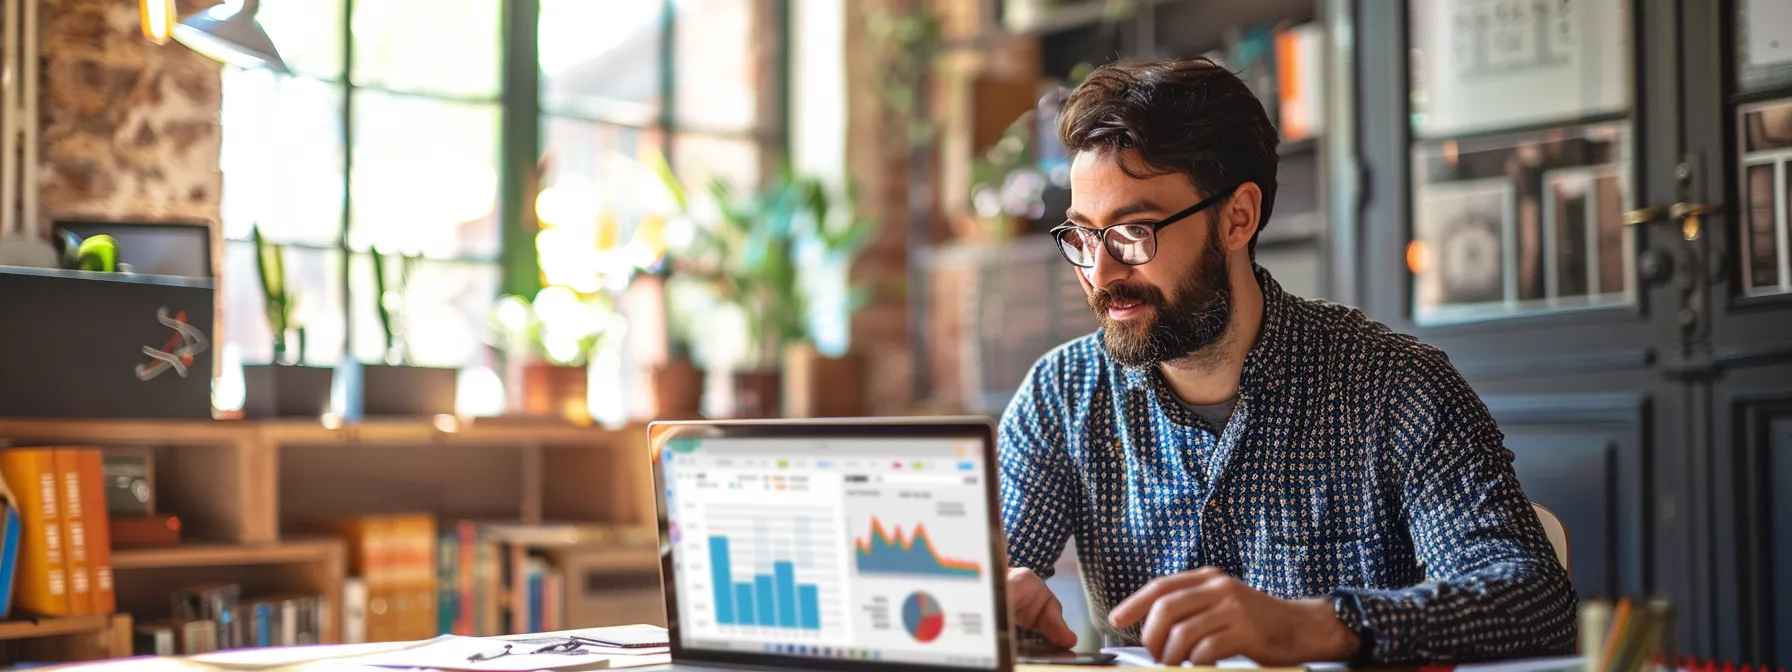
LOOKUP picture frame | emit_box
[1413,176,1516,323]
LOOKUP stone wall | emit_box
[36,0,222,231]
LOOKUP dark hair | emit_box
[1056,58,1280,255]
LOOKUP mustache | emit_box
[1089,281,1165,314]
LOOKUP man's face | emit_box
[1066,149,1235,368]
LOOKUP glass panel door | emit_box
[1405,0,1637,324]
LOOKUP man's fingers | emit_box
[1137,580,1232,659]
[1189,628,1245,666]
[1154,603,1234,666]
[1109,567,1228,627]
[1014,588,1051,628]
[1036,597,1080,649]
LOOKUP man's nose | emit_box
[1086,237,1133,289]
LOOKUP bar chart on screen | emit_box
[681,504,851,641]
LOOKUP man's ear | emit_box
[1220,182,1262,253]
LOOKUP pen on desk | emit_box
[1600,597,1634,672]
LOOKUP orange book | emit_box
[75,451,115,613]
[384,515,438,641]
[53,450,93,615]
[0,450,70,616]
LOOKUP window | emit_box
[222,0,502,371]
[536,0,781,420]
[220,0,783,418]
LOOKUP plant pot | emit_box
[731,370,782,419]
[241,364,334,418]
[781,342,866,418]
[652,357,705,420]
[521,363,590,425]
[360,364,458,417]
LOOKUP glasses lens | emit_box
[1056,229,1098,267]
[1107,224,1157,264]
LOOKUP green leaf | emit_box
[643,147,687,213]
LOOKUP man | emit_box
[997,58,1576,667]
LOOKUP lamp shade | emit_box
[172,0,288,73]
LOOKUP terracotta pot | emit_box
[731,370,782,419]
[521,363,590,425]
[652,357,706,420]
[781,341,866,418]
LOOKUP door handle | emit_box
[1622,201,1722,241]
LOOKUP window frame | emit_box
[220,0,789,368]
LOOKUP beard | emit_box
[1088,223,1233,369]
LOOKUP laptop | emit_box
[642,417,1016,671]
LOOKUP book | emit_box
[0,463,22,618]
[53,449,92,615]
[75,450,116,613]
[0,449,70,616]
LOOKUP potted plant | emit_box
[641,151,708,419]
[489,287,616,424]
[670,164,880,418]
[353,248,456,417]
[240,225,333,417]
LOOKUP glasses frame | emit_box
[1048,182,1243,268]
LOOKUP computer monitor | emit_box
[650,419,1012,672]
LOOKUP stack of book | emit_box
[0,446,115,618]
[136,584,327,655]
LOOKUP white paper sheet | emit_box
[1101,647,1349,670]
[327,635,615,671]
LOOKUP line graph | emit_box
[852,517,983,579]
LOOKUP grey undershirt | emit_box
[1177,395,1238,434]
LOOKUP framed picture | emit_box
[1414,176,1515,319]
[1540,164,1629,302]
[1408,0,1630,138]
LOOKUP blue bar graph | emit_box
[797,585,820,629]
[753,575,776,625]
[734,583,755,625]
[710,537,735,624]
[707,535,823,631]
[774,562,797,627]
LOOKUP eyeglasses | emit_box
[1048,183,1241,268]
[467,639,590,662]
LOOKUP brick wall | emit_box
[36,0,223,231]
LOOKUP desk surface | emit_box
[30,625,1585,672]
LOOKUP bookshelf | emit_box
[0,614,132,662]
[0,417,658,662]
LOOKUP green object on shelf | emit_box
[74,234,118,272]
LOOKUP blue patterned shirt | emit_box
[997,266,1577,665]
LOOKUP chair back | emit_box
[1531,502,1570,572]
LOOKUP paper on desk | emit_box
[1101,647,1348,671]
[187,642,418,669]
[326,635,613,671]
[1453,656,1585,672]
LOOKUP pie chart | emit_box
[901,591,944,643]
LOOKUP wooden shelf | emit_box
[0,417,641,449]
[0,615,117,641]
[112,539,342,570]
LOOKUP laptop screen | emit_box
[661,434,1001,669]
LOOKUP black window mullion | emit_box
[659,0,676,166]
[339,0,356,363]
[499,0,543,299]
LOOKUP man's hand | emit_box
[1007,568,1078,649]
[1108,567,1358,666]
